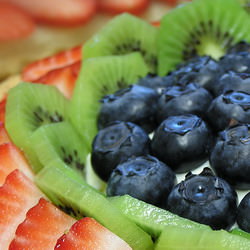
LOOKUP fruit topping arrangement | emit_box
[2,0,250,249]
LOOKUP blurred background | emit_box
[0,0,190,81]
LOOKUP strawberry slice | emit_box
[0,143,34,185]
[9,198,76,250]
[151,20,160,27]
[99,0,150,15]
[55,217,132,250]
[0,122,10,145]
[36,61,81,99]
[0,170,42,249]
[0,98,6,123]
[6,0,97,26]
[22,46,82,82]
[0,3,35,42]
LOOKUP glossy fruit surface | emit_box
[219,52,250,74]
[107,155,176,207]
[151,114,213,173]
[167,168,238,230]
[213,71,250,97]
[210,124,250,189]
[98,84,158,133]
[237,192,250,233]
[166,56,224,95]
[91,121,150,181]
[157,83,212,123]
[137,74,174,95]
[207,90,250,131]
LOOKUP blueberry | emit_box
[219,52,250,74]
[98,85,159,133]
[210,124,250,189]
[167,168,238,230]
[168,56,224,94]
[227,41,250,54]
[157,83,213,123]
[106,155,176,207]
[237,192,250,233]
[151,115,213,173]
[137,73,174,95]
[213,71,250,97]
[207,90,250,131]
[91,121,150,181]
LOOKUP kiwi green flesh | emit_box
[5,82,69,172]
[108,195,210,240]
[69,53,149,150]
[155,226,250,250]
[30,121,88,177]
[83,13,157,73]
[35,165,154,250]
[85,154,107,191]
[231,228,250,240]
[238,0,250,12]
[157,0,250,76]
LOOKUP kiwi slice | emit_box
[5,82,69,172]
[83,13,157,73]
[231,228,250,240]
[108,195,210,240]
[69,53,149,149]
[155,226,250,250]
[238,0,250,12]
[35,165,154,250]
[157,0,250,76]
[30,121,88,177]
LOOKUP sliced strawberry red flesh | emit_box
[22,46,82,82]
[5,0,98,26]
[36,61,81,99]
[0,3,35,42]
[99,0,150,15]
[0,170,42,249]
[0,143,34,185]
[55,217,132,250]
[9,198,76,250]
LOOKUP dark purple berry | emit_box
[219,52,250,74]
[107,155,176,207]
[237,192,250,233]
[151,115,213,173]
[91,121,150,181]
[167,168,238,230]
[212,71,250,97]
[207,90,250,131]
[227,41,250,54]
[168,56,224,94]
[157,83,212,123]
[210,124,250,189]
[137,73,174,95]
[98,85,159,133]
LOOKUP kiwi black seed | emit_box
[69,53,149,149]
[83,13,158,73]
[5,82,69,172]
[30,122,89,176]
[157,0,250,76]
